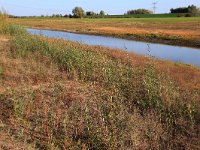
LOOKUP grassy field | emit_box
[87,13,200,18]
[9,17,200,48]
[1,12,200,149]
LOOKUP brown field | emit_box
[9,17,200,47]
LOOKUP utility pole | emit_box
[152,2,158,14]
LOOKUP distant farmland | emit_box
[87,13,200,18]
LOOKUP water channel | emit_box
[27,28,200,67]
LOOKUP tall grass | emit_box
[0,9,7,32]
[0,10,26,35]
[1,24,200,149]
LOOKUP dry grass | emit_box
[0,10,7,31]
[0,131,35,150]
[0,37,167,149]
[0,40,67,93]
[0,23,200,149]
[45,38,200,92]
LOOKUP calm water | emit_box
[27,28,200,67]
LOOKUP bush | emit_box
[127,9,153,15]
[185,13,193,17]
[86,11,96,16]
[2,25,26,35]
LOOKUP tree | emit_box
[64,14,69,18]
[188,5,199,15]
[51,14,62,18]
[99,10,105,16]
[170,5,200,15]
[127,9,153,15]
[170,7,188,13]
[86,11,96,17]
[72,7,85,18]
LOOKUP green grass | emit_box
[16,13,200,19]
[1,23,200,149]
[97,13,190,18]
[95,17,200,23]
[26,16,200,24]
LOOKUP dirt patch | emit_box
[0,36,9,42]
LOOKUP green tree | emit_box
[99,10,105,16]
[86,11,96,17]
[72,7,85,18]
[170,5,200,15]
[188,5,199,16]
[127,9,153,14]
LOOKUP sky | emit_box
[0,0,200,16]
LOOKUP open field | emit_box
[89,13,200,18]
[9,17,200,48]
[1,13,200,149]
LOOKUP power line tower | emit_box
[152,2,158,14]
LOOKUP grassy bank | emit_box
[1,13,200,149]
[9,17,200,48]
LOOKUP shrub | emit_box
[127,9,153,15]
[2,25,27,36]
[86,11,96,17]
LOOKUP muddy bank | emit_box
[26,26,200,49]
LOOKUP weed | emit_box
[0,9,7,32]
[0,67,4,77]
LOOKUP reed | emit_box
[0,9,7,32]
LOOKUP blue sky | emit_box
[0,0,200,16]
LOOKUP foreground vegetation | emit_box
[9,17,200,48]
[1,12,200,149]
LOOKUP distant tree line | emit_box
[126,9,153,15]
[41,14,63,18]
[9,5,200,19]
[71,7,105,18]
[170,5,200,16]
[13,7,106,19]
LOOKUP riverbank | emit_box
[27,28,200,67]
[1,21,200,149]
[9,17,200,48]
